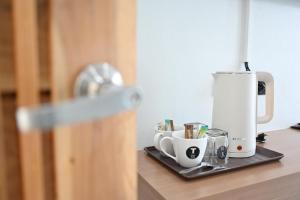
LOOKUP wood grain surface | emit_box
[0,0,49,93]
[12,0,46,199]
[0,0,53,198]
[0,95,7,200]
[49,0,136,199]
[0,93,23,200]
[0,92,53,200]
[138,129,300,200]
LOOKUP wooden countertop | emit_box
[138,129,300,200]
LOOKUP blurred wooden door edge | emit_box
[12,0,46,200]
[0,95,7,200]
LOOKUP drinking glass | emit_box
[204,128,228,166]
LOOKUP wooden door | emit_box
[50,0,137,199]
[9,0,137,200]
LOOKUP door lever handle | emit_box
[16,63,142,133]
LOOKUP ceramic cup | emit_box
[160,131,208,168]
[154,125,183,156]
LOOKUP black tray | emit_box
[144,146,284,179]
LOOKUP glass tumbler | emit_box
[204,128,229,166]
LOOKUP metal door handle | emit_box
[16,63,142,133]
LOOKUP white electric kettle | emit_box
[212,71,274,158]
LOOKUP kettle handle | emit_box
[256,72,274,124]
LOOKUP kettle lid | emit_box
[215,71,255,74]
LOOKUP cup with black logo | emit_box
[160,131,208,168]
[203,128,228,166]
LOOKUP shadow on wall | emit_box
[259,0,300,7]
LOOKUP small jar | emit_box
[204,128,229,166]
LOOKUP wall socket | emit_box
[258,81,266,95]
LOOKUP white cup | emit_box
[160,131,208,168]
[154,125,183,156]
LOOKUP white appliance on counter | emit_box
[212,71,274,158]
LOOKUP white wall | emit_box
[137,0,300,149]
[249,0,300,132]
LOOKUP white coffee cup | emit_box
[154,125,183,156]
[160,131,208,168]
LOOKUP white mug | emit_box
[154,125,183,156]
[160,131,208,168]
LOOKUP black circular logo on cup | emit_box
[186,146,200,159]
[217,146,227,159]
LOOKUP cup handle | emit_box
[154,132,163,150]
[160,137,177,162]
